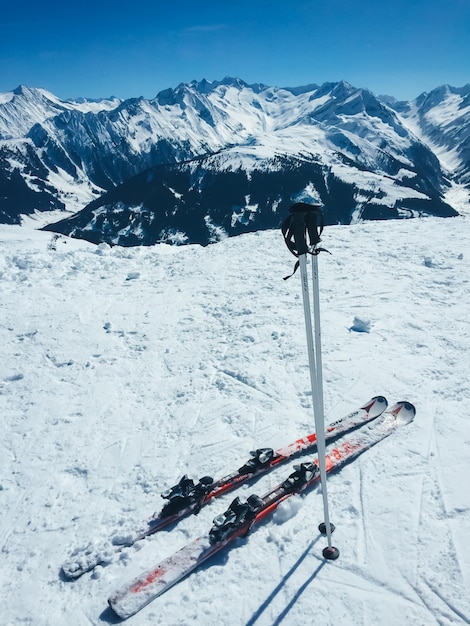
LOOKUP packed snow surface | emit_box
[1,215,469,625]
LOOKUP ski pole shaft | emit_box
[299,255,333,549]
[310,253,334,548]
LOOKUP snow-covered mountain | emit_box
[1,78,468,244]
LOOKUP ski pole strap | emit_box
[282,203,329,279]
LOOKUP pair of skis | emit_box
[108,399,415,619]
[61,396,415,619]
[62,395,386,580]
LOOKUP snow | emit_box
[1,215,470,625]
[444,183,470,216]
[64,97,121,114]
[424,92,470,128]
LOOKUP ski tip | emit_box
[388,400,416,425]
[363,395,388,418]
[371,395,387,404]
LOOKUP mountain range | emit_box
[1,78,468,246]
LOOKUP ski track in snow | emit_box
[1,217,470,625]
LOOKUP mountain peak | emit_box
[414,83,470,112]
[13,84,42,98]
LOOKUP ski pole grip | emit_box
[285,203,324,256]
[304,205,323,247]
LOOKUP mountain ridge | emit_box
[1,78,468,244]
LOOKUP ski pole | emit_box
[282,202,339,560]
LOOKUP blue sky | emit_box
[1,0,468,101]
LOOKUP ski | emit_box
[109,401,415,619]
[62,395,387,579]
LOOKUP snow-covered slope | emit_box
[1,214,469,625]
[391,84,470,187]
